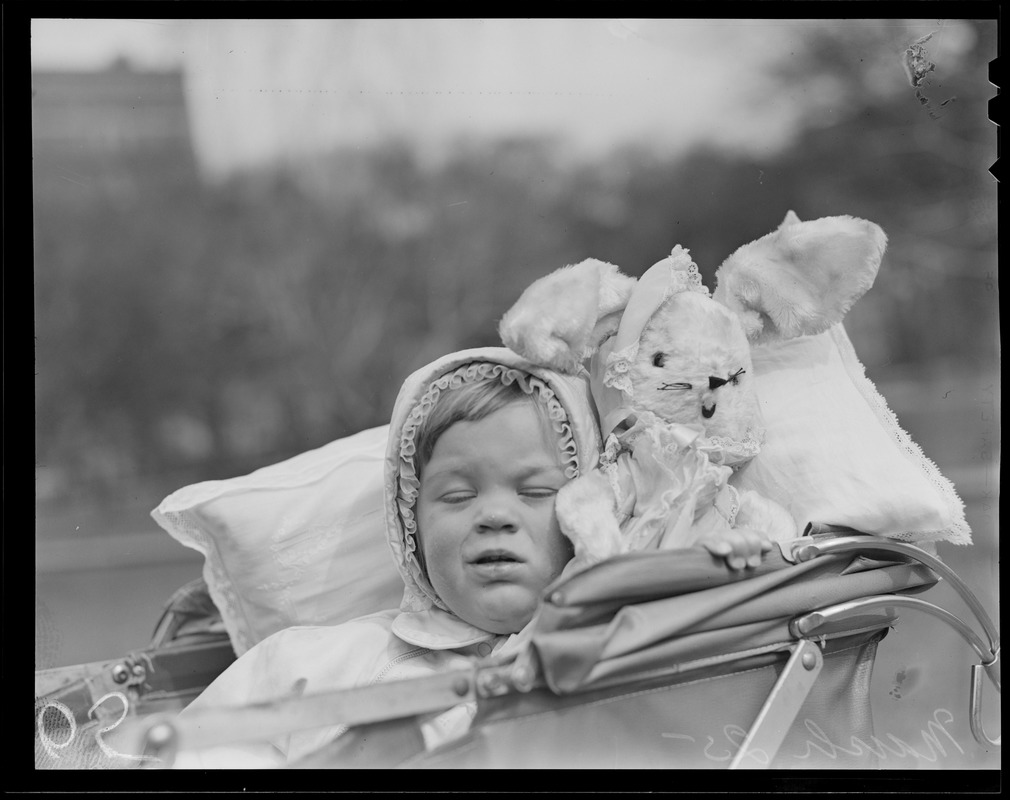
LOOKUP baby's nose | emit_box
[476,499,519,532]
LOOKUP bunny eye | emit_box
[652,352,666,368]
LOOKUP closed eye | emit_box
[659,382,693,391]
[519,487,559,499]
[439,491,476,504]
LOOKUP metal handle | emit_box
[792,596,995,666]
[791,533,997,747]
[970,650,1001,748]
[792,533,999,661]
[122,665,481,766]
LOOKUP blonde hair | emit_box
[414,376,557,475]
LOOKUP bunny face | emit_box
[627,291,760,446]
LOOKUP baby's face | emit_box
[416,402,573,635]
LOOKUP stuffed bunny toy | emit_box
[499,211,887,568]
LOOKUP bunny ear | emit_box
[779,209,803,228]
[499,259,636,373]
[714,215,887,343]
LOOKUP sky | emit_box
[29,18,806,175]
[31,18,185,71]
[29,17,978,179]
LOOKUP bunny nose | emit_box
[709,375,729,391]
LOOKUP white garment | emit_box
[174,609,529,768]
[173,348,601,768]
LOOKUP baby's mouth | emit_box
[471,550,522,565]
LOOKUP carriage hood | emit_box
[383,347,602,649]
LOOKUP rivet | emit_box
[145,721,176,753]
[478,672,500,693]
[453,677,470,697]
[801,651,817,670]
[112,664,130,684]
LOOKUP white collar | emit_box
[391,606,535,660]
[391,606,499,650]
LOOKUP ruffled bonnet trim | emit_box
[393,360,582,613]
[602,246,709,397]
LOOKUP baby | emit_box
[410,375,574,635]
[171,347,598,767]
[170,346,766,768]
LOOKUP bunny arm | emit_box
[499,259,638,374]
[731,488,798,543]
[555,470,624,567]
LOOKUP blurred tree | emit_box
[748,19,997,370]
[34,20,996,504]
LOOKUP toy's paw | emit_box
[735,489,797,542]
[556,472,622,565]
[702,527,773,571]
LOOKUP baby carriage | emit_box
[35,348,999,770]
[83,524,998,770]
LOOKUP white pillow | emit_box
[152,425,405,656]
[153,326,969,658]
[733,324,971,546]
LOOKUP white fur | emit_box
[714,213,886,344]
[628,292,759,443]
[735,489,798,540]
[501,211,888,561]
[555,471,623,566]
[499,259,635,374]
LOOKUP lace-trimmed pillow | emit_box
[151,425,404,656]
[731,324,971,547]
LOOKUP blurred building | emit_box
[32,59,196,169]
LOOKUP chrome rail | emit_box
[789,532,1000,749]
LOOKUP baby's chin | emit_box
[459,588,540,635]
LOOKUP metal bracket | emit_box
[792,594,1001,750]
[791,534,999,653]
[970,648,1001,748]
[125,664,480,766]
[729,639,824,769]
[110,656,148,689]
